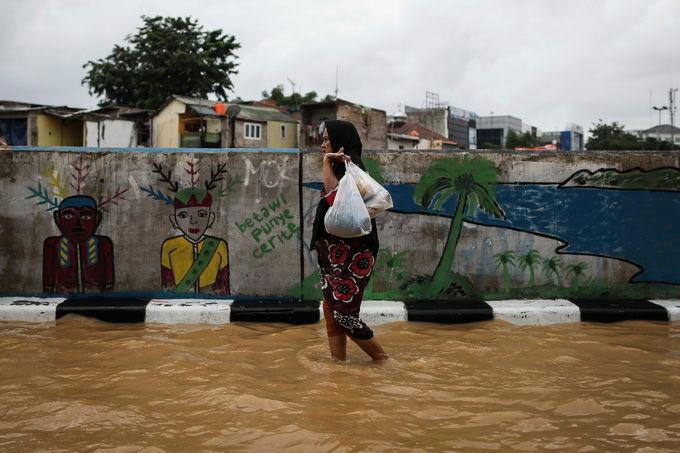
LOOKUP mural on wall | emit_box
[42,195,114,293]
[235,193,299,259]
[143,160,237,295]
[296,157,680,301]
[27,156,126,294]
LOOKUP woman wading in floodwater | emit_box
[310,120,389,361]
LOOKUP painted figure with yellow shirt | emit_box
[161,188,230,294]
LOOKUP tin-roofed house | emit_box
[388,120,461,150]
[0,100,84,146]
[227,104,298,149]
[77,106,153,148]
[152,95,229,148]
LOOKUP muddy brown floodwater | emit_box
[1,317,679,452]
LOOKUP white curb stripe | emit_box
[650,299,680,322]
[0,297,65,322]
[360,301,408,326]
[1,298,678,325]
[486,299,581,325]
[319,300,408,326]
[146,299,233,324]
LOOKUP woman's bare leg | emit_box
[351,337,389,361]
[327,334,347,361]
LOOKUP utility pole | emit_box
[670,87,678,148]
[653,105,668,147]
[287,78,297,99]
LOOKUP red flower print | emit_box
[328,242,350,265]
[349,250,374,278]
[326,274,359,303]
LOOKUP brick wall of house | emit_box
[337,103,387,150]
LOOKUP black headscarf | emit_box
[310,120,379,255]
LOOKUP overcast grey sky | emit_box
[1,0,679,132]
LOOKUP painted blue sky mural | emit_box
[304,181,680,285]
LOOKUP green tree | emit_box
[505,130,520,149]
[82,16,240,109]
[415,156,505,296]
[585,121,641,150]
[542,256,563,286]
[261,84,332,110]
[517,249,541,286]
[565,262,588,288]
[493,251,516,292]
[506,130,538,149]
[480,142,501,150]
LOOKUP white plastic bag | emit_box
[324,169,373,238]
[346,161,393,218]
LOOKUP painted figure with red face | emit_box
[43,195,114,293]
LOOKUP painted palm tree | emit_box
[517,250,541,287]
[565,262,589,288]
[415,156,505,296]
[542,256,563,286]
[493,251,516,292]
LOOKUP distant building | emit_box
[386,131,420,150]
[153,95,229,148]
[0,100,154,148]
[300,98,386,149]
[448,107,479,150]
[540,123,584,151]
[152,95,298,149]
[74,106,152,148]
[634,124,680,146]
[227,104,298,149]
[404,105,449,139]
[0,100,84,146]
[476,115,522,148]
[387,120,460,150]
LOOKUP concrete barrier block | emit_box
[486,299,580,325]
[146,299,233,324]
[0,297,64,322]
[650,300,680,321]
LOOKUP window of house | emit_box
[244,122,261,139]
[281,124,286,138]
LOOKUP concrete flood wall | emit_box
[0,147,301,297]
[1,147,679,301]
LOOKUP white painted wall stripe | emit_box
[486,299,581,325]
[146,299,233,324]
[0,297,64,322]
[650,300,680,322]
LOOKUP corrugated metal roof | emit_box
[643,124,680,134]
[232,105,297,122]
[300,98,386,114]
[0,101,84,116]
[387,132,420,142]
[172,95,218,108]
[186,104,221,117]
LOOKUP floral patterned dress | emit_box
[315,236,376,340]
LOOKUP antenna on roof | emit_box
[335,65,339,99]
[287,78,296,95]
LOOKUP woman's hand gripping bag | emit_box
[324,170,373,238]
[346,161,393,218]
